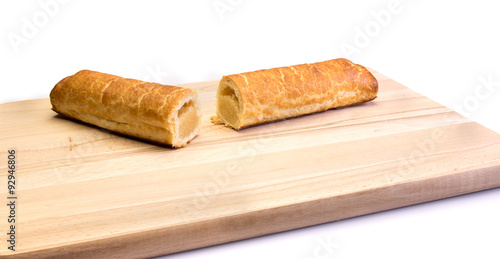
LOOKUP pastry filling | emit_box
[217,80,241,128]
[177,100,200,140]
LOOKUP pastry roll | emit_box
[215,58,378,129]
[50,70,201,147]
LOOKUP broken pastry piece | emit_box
[50,70,201,147]
[215,58,378,130]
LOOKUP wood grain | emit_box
[1,70,499,258]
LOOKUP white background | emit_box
[1,1,499,258]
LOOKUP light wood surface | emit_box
[1,70,500,258]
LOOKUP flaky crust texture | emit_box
[50,70,197,146]
[225,58,378,129]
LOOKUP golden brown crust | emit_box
[216,58,378,129]
[50,70,201,147]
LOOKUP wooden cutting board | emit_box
[1,70,500,258]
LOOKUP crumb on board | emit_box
[210,115,224,125]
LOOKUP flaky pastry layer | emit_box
[50,70,201,147]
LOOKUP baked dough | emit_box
[215,58,378,129]
[50,70,201,147]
